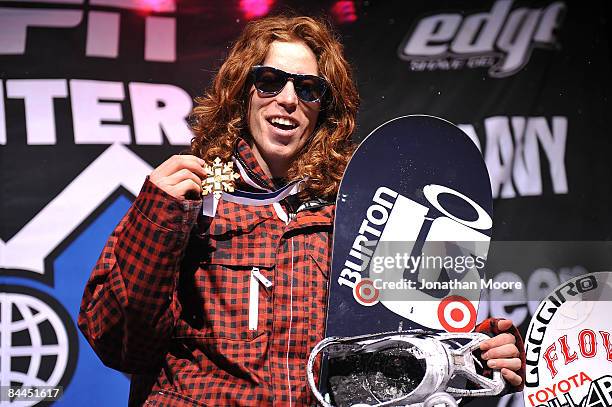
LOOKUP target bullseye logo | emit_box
[354,278,379,306]
[438,295,477,332]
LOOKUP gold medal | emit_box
[202,157,241,199]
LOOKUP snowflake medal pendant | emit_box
[202,157,241,199]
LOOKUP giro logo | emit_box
[336,185,491,331]
[398,0,566,78]
[0,0,176,61]
[523,272,612,407]
[525,274,599,386]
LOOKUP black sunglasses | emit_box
[250,65,328,103]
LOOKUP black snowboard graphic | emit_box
[326,115,493,338]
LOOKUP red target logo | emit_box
[354,278,379,306]
[438,295,477,332]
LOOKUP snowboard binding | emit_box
[307,330,505,407]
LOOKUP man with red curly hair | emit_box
[79,15,524,406]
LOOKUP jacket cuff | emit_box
[475,318,526,393]
[133,177,202,233]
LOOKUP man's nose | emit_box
[276,80,298,111]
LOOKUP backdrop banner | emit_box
[1,1,610,406]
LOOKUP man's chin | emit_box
[260,148,300,174]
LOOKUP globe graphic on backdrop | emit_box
[0,292,69,406]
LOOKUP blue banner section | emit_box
[0,195,132,405]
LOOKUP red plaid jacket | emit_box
[79,140,524,406]
[79,140,334,406]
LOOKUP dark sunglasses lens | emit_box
[254,68,286,94]
[295,77,326,102]
[253,67,327,102]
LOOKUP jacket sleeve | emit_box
[78,178,202,373]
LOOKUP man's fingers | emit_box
[501,368,523,387]
[170,154,205,167]
[165,168,204,187]
[150,155,211,199]
[482,343,520,360]
[496,319,514,332]
[171,178,202,197]
[480,332,516,351]
[156,155,207,178]
[167,156,208,179]
[486,357,522,371]
[181,159,209,180]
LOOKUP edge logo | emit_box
[397,0,566,78]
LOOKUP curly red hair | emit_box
[190,15,359,200]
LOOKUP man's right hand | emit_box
[149,155,208,200]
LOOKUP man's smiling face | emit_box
[247,40,321,178]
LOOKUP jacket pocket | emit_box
[304,230,332,359]
[248,267,273,331]
[164,332,273,405]
[179,200,280,340]
[306,230,332,279]
[144,389,204,406]
[177,262,274,341]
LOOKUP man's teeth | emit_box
[270,117,297,127]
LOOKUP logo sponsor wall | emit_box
[0,0,610,405]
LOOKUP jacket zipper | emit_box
[234,151,271,190]
[286,236,295,407]
[272,203,294,405]
[249,267,273,331]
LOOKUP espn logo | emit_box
[0,0,176,61]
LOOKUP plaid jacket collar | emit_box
[233,138,277,191]
[232,138,335,224]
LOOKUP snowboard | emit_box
[319,115,494,403]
